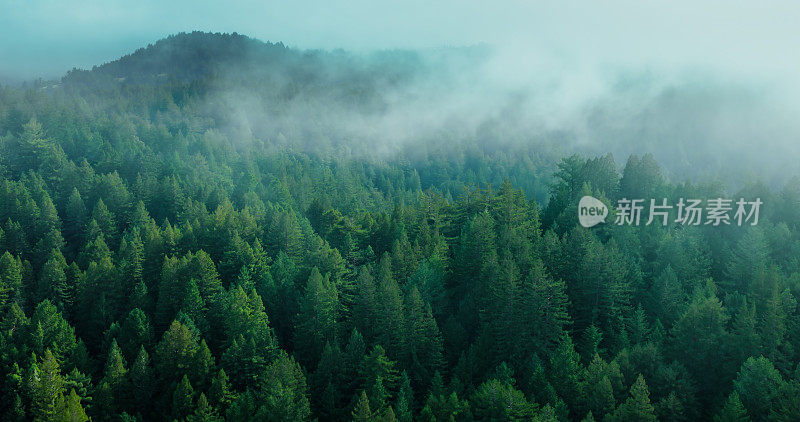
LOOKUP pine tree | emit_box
[733,356,785,422]
[208,369,234,408]
[453,211,497,333]
[15,117,50,172]
[195,250,223,302]
[404,286,444,388]
[353,267,378,341]
[156,320,199,384]
[580,324,603,363]
[352,391,373,422]
[27,349,66,420]
[0,251,23,308]
[361,345,399,412]
[628,305,650,346]
[129,346,155,415]
[101,339,128,412]
[63,188,88,257]
[608,374,656,422]
[619,153,663,200]
[729,301,761,366]
[188,393,222,422]
[485,256,518,363]
[294,267,338,366]
[181,279,207,332]
[655,391,686,422]
[714,392,750,422]
[4,393,25,422]
[118,308,153,363]
[374,257,405,359]
[419,389,470,422]
[344,328,367,400]
[312,342,344,420]
[91,198,118,248]
[582,354,617,418]
[118,229,144,303]
[725,227,768,293]
[172,374,195,420]
[29,299,77,362]
[395,371,413,422]
[520,354,559,410]
[549,334,582,413]
[257,352,312,421]
[193,339,215,389]
[130,279,150,315]
[471,378,536,421]
[670,284,730,406]
[391,231,416,284]
[649,265,684,327]
[54,389,88,422]
[36,249,68,308]
[268,208,304,260]
[517,259,571,356]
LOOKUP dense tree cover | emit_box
[2,32,800,421]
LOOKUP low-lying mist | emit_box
[189,37,799,189]
[34,30,795,197]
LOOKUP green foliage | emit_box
[471,378,536,421]
[294,267,339,366]
[733,356,785,422]
[714,392,751,422]
[0,33,797,420]
[172,374,195,420]
[606,374,657,422]
[256,352,312,421]
[27,349,66,420]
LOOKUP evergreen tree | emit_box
[352,391,373,422]
[256,352,312,421]
[374,257,406,359]
[670,283,730,408]
[733,356,785,422]
[549,334,582,413]
[100,340,129,412]
[54,389,88,422]
[27,350,66,420]
[36,249,69,309]
[471,378,536,421]
[156,320,199,384]
[714,392,751,422]
[172,374,195,420]
[404,286,444,388]
[129,346,155,415]
[607,374,656,422]
[294,267,338,366]
[0,251,23,308]
[517,259,571,356]
[208,369,234,409]
[395,371,414,422]
[188,393,222,422]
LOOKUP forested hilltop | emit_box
[1,31,800,421]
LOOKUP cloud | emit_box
[2,0,799,186]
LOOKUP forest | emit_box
[1,31,800,421]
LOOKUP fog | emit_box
[200,41,800,187]
[2,1,800,185]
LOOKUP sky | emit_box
[1,0,800,83]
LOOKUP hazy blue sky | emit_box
[1,0,799,82]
